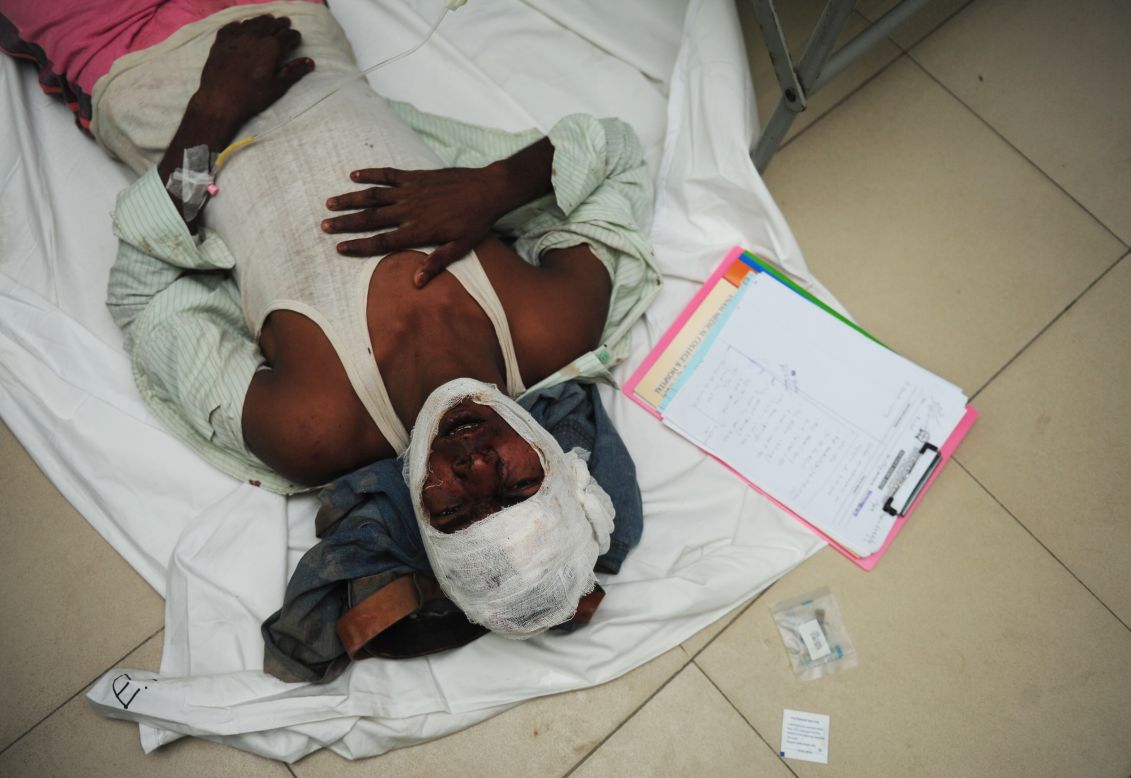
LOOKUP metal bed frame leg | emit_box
[749,0,932,174]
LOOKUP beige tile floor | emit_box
[3,0,1130,775]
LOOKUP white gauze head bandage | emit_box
[405,378,615,638]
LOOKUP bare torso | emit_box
[242,236,610,485]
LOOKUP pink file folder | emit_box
[624,247,978,570]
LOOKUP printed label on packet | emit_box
[798,618,831,660]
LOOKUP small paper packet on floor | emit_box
[771,587,858,681]
[780,709,830,764]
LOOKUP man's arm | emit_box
[159,14,314,230]
[320,134,556,286]
[106,15,314,493]
[320,107,657,295]
[112,14,314,328]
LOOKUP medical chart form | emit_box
[661,271,968,557]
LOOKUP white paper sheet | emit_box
[662,272,968,556]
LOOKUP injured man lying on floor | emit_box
[1,1,661,682]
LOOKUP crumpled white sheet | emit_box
[0,0,830,763]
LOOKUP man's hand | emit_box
[157,15,313,230]
[321,166,510,288]
[194,15,314,130]
[322,137,557,289]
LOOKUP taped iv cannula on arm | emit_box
[213,0,466,171]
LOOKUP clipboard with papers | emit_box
[624,247,978,570]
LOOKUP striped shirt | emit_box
[107,106,661,494]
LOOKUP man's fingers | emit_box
[325,187,395,211]
[277,57,314,93]
[276,26,302,53]
[243,14,277,33]
[335,232,408,257]
[321,207,399,234]
[335,226,429,257]
[350,168,402,186]
[413,243,469,288]
[335,237,382,257]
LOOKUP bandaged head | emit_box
[404,378,615,638]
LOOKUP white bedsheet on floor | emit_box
[0,0,832,762]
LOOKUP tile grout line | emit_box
[952,458,1131,633]
[774,51,906,160]
[773,4,1130,256]
[563,586,785,776]
[769,8,897,153]
[772,0,979,161]
[562,647,800,778]
[767,0,1131,634]
[563,591,766,777]
[562,591,762,775]
[0,626,165,760]
[967,250,1128,402]
[762,8,1130,399]
[560,652,698,778]
[902,54,1130,252]
[695,661,801,778]
[685,595,762,661]
[859,0,978,56]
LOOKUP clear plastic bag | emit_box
[771,587,858,681]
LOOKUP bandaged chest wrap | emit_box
[405,378,615,638]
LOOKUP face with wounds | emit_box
[420,399,545,533]
[405,378,615,637]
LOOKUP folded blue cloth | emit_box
[262,381,644,683]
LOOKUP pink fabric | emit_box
[1,0,321,95]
